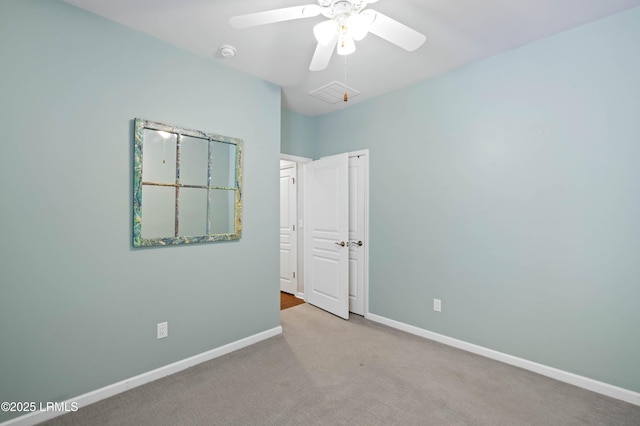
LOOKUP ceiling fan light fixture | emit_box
[314,20,338,46]
[230,0,426,71]
[336,33,355,56]
[347,13,371,41]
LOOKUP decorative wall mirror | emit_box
[133,118,243,247]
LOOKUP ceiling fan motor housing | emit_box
[319,0,370,18]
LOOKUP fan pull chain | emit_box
[343,55,348,102]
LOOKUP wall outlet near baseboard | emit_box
[433,299,442,313]
[157,321,168,339]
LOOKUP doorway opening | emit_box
[279,151,369,319]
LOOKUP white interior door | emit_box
[348,154,366,315]
[280,163,297,294]
[305,153,349,319]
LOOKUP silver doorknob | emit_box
[350,240,363,247]
[334,241,346,247]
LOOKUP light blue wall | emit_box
[281,108,315,158]
[0,1,280,421]
[312,7,640,392]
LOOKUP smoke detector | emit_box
[219,45,237,58]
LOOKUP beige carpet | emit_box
[42,304,640,425]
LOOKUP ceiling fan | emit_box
[229,0,426,71]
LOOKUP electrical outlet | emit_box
[157,321,168,339]
[433,298,442,313]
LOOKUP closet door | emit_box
[280,164,297,295]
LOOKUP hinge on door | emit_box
[292,177,295,184]
[293,272,296,278]
[292,224,295,231]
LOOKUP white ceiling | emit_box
[63,0,640,116]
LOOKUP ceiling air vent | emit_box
[309,81,360,104]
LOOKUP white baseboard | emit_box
[365,312,640,407]
[2,326,283,426]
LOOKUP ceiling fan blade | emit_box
[364,9,426,51]
[229,4,321,29]
[309,34,338,71]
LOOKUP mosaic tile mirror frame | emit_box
[133,118,243,247]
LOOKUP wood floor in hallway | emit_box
[280,292,304,310]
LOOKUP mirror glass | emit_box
[133,118,243,247]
